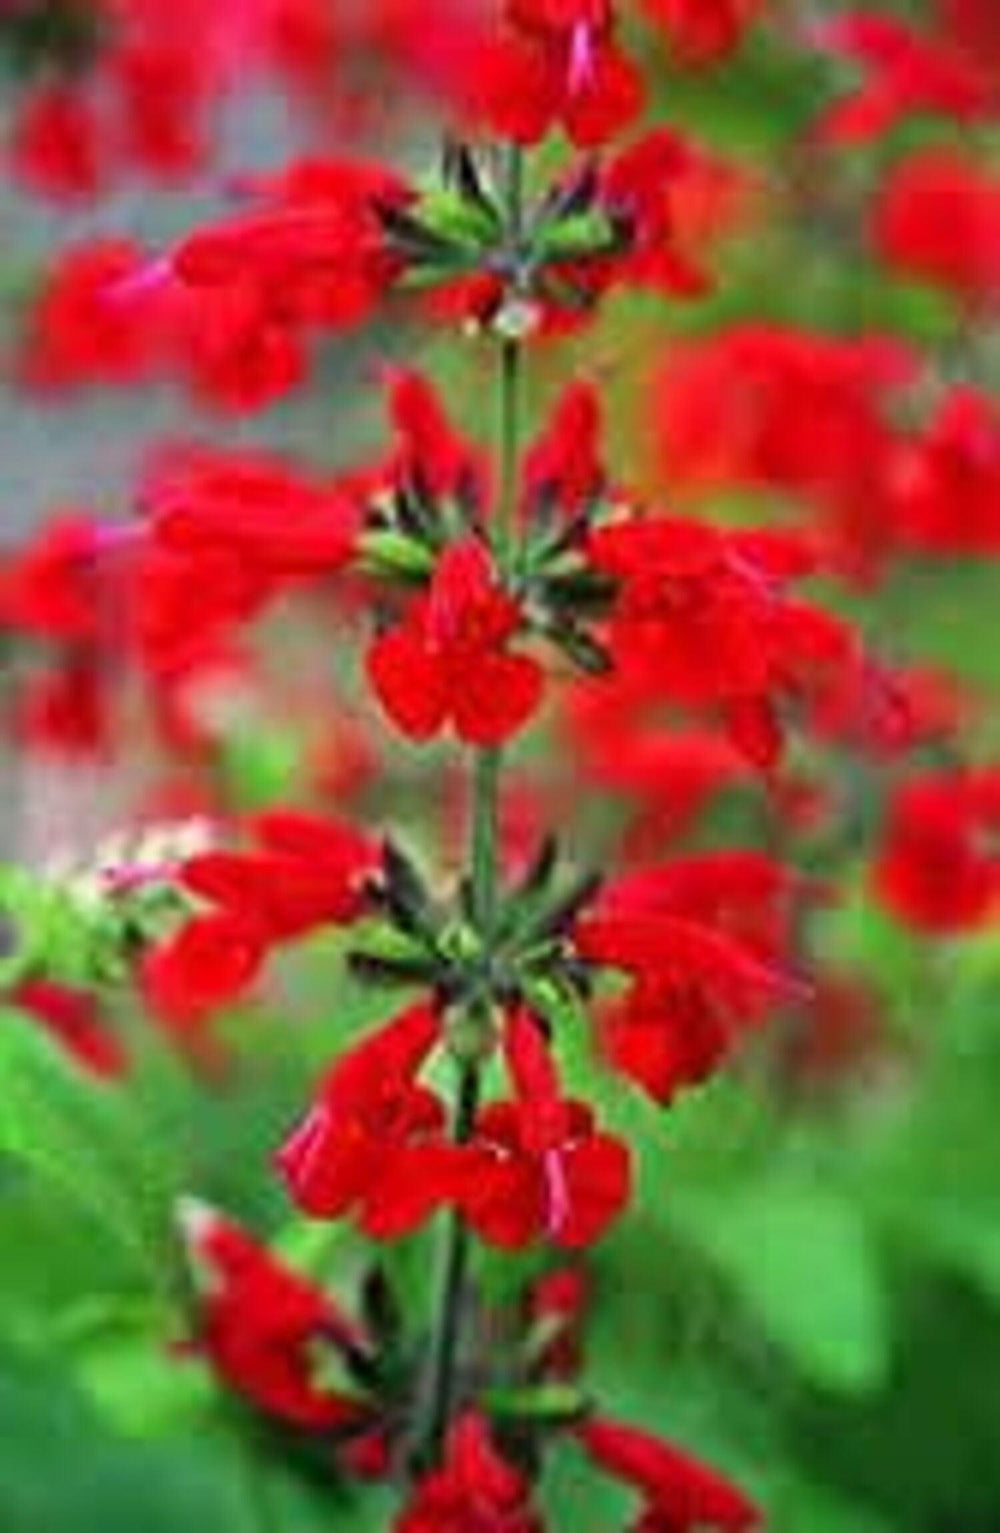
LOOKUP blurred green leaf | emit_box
[0,1011,181,1309]
[671,1169,889,1393]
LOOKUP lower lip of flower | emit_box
[544,1148,571,1236]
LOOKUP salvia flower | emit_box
[577,1416,761,1531]
[367,538,544,746]
[639,0,764,67]
[276,1002,459,1238]
[180,1201,373,1430]
[397,1410,543,1533]
[810,9,995,144]
[141,810,378,1025]
[460,1007,632,1248]
[469,0,644,149]
[589,514,854,767]
[574,852,803,1102]
[873,769,1000,934]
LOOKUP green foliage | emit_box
[0,866,128,990]
[671,1168,890,1392]
[0,1011,183,1308]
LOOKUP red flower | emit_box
[0,517,104,644]
[9,83,103,200]
[112,38,205,181]
[460,1008,631,1248]
[589,515,853,766]
[574,852,802,1102]
[186,809,377,935]
[887,387,999,555]
[563,674,751,850]
[173,156,408,331]
[10,980,127,1078]
[639,0,763,66]
[384,368,489,504]
[577,1417,760,1532]
[13,656,113,759]
[180,1202,371,1430]
[277,1002,458,1238]
[397,1411,543,1533]
[141,909,265,1030]
[470,0,643,148]
[129,539,265,684]
[873,769,1000,934]
[367,539,544,746]
[18,239,164,392]
[522,380,605,522]
[653,325,912,516]
[811,11,994,144]
[144,444,359,581]
[169,279,307,413]
[807,654,962,759]
[598,129,716,297]
[875,149,999,311]
[141,810,378,1024]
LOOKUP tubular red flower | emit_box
[10,980,127,1078]
[367,539,544,746]
[873,769,1000,934]
[181,1203,371,1430]
[522,380,605,520]
[874,150,999,311]
[466,0,643,148]
[397,1410,543,1533]
[459,1008,631,1247]
[589,514,855,765]
[9,83,104,200]
[574,852,803,1102]
[144,445,359,580]
[385,368,489,504]
[810,11,994,144]
[141,811,378,1025]
[577,1416,760,1531]
[0,517,105,644]
[276,1003,457,1238]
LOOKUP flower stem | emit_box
[496,143,525,563]
[471,744,502,933]
[418,1059,481,1467]
[418,142,530,1474]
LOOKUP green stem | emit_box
[417,140,530,1475]
[496,143,525,563]
[418,1061,481,1467]
[471,745,502,933]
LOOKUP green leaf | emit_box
[487,1383,588,1423]
[0,866,125,989]
[672,1169,889,1393]
[537,211,617,260]
[72,1330,214,1437]
[0,1011,181,1310]
[359,529,436,579]
[520,973,589,1036]
[419,186,500,247]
